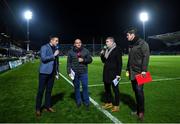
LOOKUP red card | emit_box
[135,72,152,86]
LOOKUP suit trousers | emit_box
[131,80,144,114]
[36,72,55,110]
[104,82,120,106]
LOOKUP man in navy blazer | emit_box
[36,35,59,116]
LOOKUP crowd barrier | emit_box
[0,57,31,72]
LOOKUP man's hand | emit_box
[55,74,59,79]
[116,75,121,80]
[78,58,84,62]
[141,71,146,77]
[100,49,105,55]
[54,50,59,57]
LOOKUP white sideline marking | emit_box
[88,77,180,87]
[59,73,122,124]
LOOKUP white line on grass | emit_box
[88,77,180,87]
[59,73,122,124]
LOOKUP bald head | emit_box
[74,39,82,48]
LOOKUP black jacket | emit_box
[127,37,150,80]
[67,46,92,75]
[101,47,122,83]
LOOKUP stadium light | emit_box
[24,10,32,51]
[24,10,32,20]
[139,12,148,40]
[140,12,148,22]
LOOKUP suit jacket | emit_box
[101,47,122,83]
[39,43,59,74]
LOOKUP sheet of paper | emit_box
[113,78,119,86]
[70,69,75,80]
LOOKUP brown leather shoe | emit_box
[35,110,41,117]
[102,103,113,109]
[111,106,119,112]
[44,107,56,112]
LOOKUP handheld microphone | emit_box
[77,52,82,58]
[103,45,107,50]
[100,45,107,55]
[55,44,60,50]
[55,44,60,57]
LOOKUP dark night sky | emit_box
[0,0,180,49]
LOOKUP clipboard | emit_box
[135,72,152,85]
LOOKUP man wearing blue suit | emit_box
[35,35,59,116]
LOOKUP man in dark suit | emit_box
[126,27,150,120]
[100,37,122,112]
[35,35,60,116]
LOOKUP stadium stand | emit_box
[148,31,180,55]
[0,33,34,72]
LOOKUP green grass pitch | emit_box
[0,55,180,123]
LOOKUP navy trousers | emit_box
[36,73,55,111]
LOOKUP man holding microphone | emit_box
[100,37,122,112]
[67,39,92,109]
[35,35,60,116]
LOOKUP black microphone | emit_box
[55,44,60,57]
[55,44,60,50]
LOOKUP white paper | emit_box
[113,78,119,86]
[70,69,75,80]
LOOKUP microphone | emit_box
[55,44,60,57]
[77,51,82,58]
[100,45,107,55]
[103,45,107,50]
[55,44,60,50]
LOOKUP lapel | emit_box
[106,47,115,60]
[47,43,53,55]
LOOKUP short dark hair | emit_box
[106,37,115,42]
[49,34,59,40]
[125,27,138,35]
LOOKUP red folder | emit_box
[135,72,152,86]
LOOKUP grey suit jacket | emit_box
[39,43,59,74]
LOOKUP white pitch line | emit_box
[88,77,180,87]
[59,73,122,124]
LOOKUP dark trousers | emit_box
[131,80,144,114]
[73,73,90,106]
[104,82,120,106]
[36,73,55,111]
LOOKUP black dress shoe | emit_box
[76,103,81,108]
[138,112,144,121]
[85,104,90,111]
[35,110,41,117]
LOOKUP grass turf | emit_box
[0,55,180,123]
